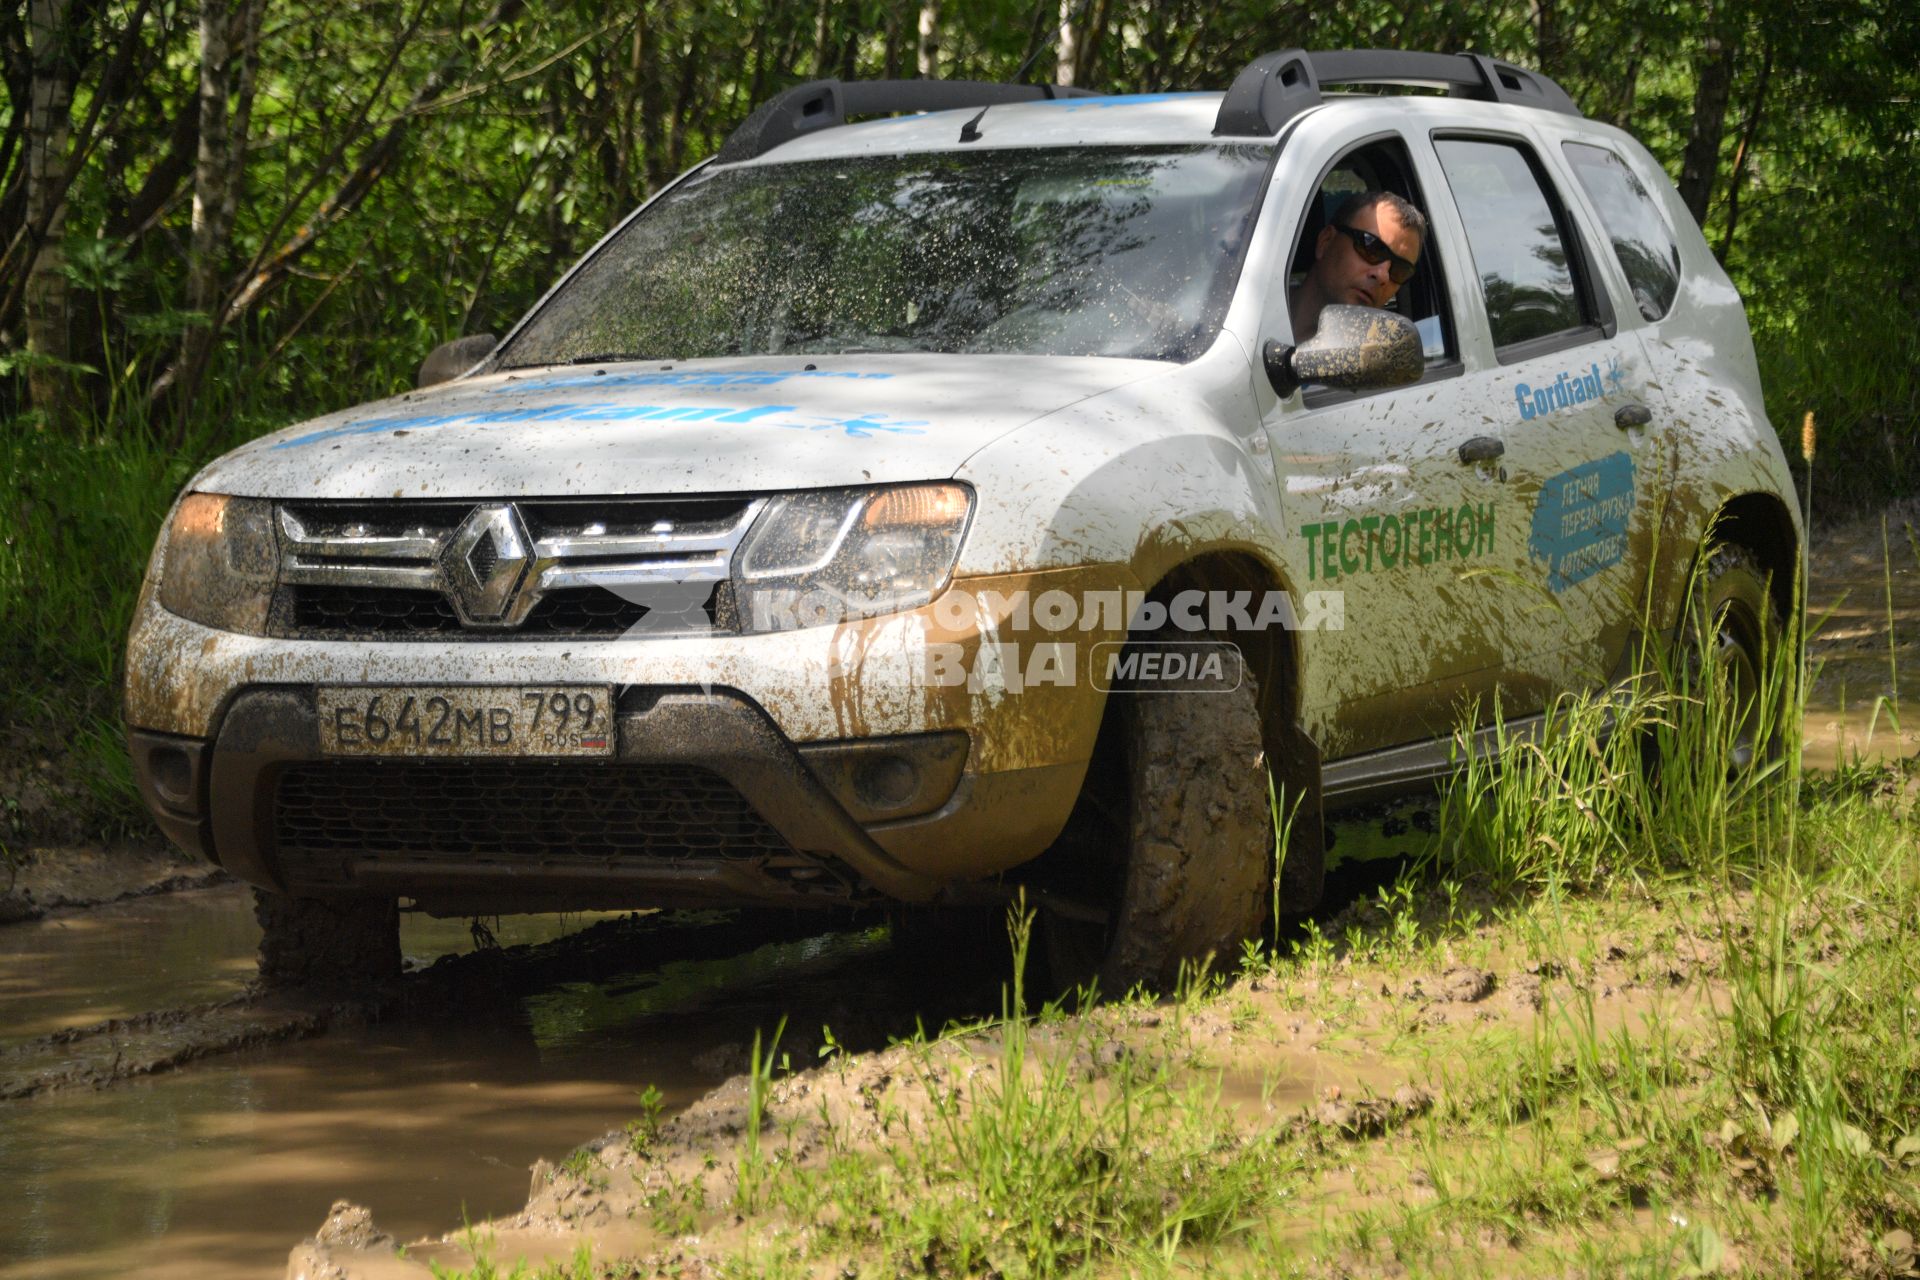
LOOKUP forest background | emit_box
[0,0,1915,843]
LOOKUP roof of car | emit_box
[732,93,1235,163]
[724,91,1596,169]
[715,50,1584,168]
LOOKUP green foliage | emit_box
[0,0,1911,836]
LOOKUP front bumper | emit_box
[125,568,1129,910]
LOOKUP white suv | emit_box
[124,50,1799,988]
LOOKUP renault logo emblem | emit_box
[444,504,532,623]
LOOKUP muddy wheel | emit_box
[253,890,401,988]
[1681,543,1787,770]
[1041,633,1273,996]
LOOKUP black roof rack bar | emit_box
[715,79,1106,164]
[1213,48,1580,138]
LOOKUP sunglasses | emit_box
[1333,224,1418,284]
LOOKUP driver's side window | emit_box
[1288,138,1456,374]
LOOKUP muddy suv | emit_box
[125,49,1799,988]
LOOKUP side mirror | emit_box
[416,333,498,389]
[1263,305,1423,398]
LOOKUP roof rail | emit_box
[1213,48,1580,138]
[715,79,1105,164]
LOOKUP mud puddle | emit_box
[1803,508,1920,768]
[0,882,631,1050]
[0,885,994,1280]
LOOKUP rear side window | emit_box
[1434,138,1595,352]
[1562,142,1681,321]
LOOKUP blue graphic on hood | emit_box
[1528,451,1636,592]
[490,369,895,394]
[270,402,926,449]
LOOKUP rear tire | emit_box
[1682,544,1787,770]
[254,890,401,989]
[1040,632,1273,996]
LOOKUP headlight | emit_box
[734,483,972,632]
[157,493,277,635]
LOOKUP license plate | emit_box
[317,686,615,758]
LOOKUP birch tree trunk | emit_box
[1056,0,1076,87]
[916,0,938,78]
[179,0,230,391]
[174,0,262,424]
[23,0,76,428]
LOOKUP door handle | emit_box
[1458,436,1505,464]
[1615,403,1653,429]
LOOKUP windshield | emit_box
[500,144,1272,367]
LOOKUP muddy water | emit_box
[1803,515,1920,768]
[0,887,904,1280]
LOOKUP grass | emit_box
[411,533,1920,1279]
[0,336,424,844]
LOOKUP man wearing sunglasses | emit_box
[1289,190,1428,343]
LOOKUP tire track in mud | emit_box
[0,907,850,1100]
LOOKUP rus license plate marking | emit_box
[317,686,615,757]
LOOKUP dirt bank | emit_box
[0,842,227,924]
[286,883,1748,1279]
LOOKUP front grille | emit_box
[272,496,762,641]
[288,584,668,638]
[292,585,462,635]
[273,759,795,863]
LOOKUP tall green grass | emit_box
[1437,544,1801,895]
[0,334,426,838]
[1413,534,1920,1275]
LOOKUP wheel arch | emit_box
[1698,491,1800,625]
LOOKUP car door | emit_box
[1421,130,1669,705]
[1257,125,1530,758]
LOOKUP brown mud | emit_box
[0,886,1020,1280]
[0,842,227,924]
[7,504,1918,1278]
[1802,502,1920,766]
[290,884,1731,1279]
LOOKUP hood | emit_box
[191,355,1166,499]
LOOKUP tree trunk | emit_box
[883,0,903,79]
[1056,0,1076,87]
[173,0,263,430]
[1531,0,1564,77]
[1717,39,1773,263]
[1678,18,1741,226]
[812,0,832,77]
[23,0,77,428]
[149,0,527,407]
[1075,0,1108,87]
[638,6,666,192]
[665,28,702,175]
[916,0,938,78]
[179,0,232,389]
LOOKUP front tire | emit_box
[1042,634,1274,995]
[254,890,401,989]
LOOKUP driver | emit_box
[1289,190,1427,342]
